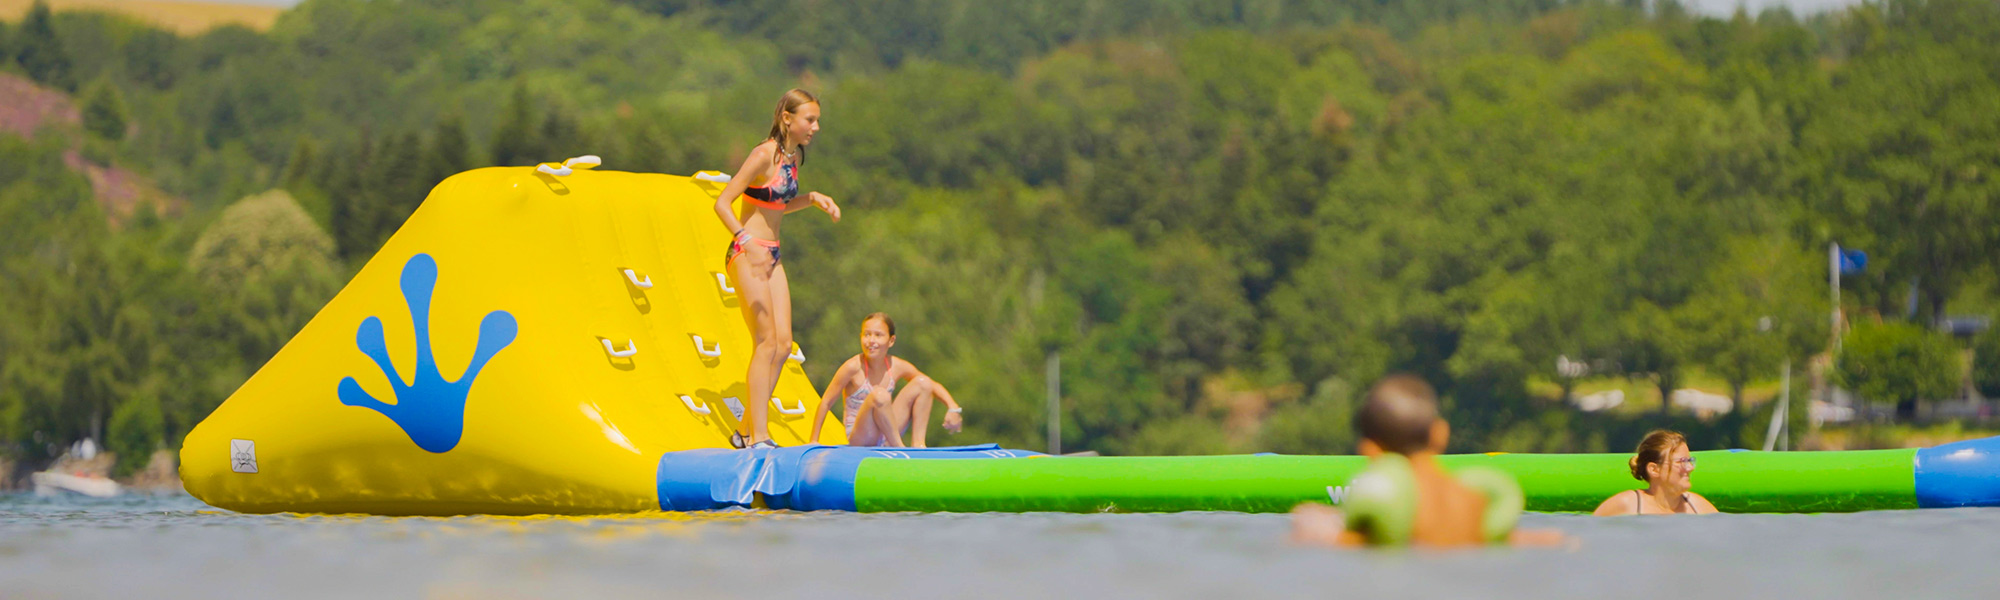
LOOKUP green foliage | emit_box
[108,393,164,477]
[122,28,181,90]
[14,1,76,91]
[1836,321,1962,418]
[190,190,342,365]
[189,189,337,290]
[490,82,539,167]
[1802,15,2000,321]
[1257,378,1360,455]
[82,78,129,141]
[1122,416,1233,456]
[1969,326,2000,398]
[1677,237,1826,408]
[425,113,475,187]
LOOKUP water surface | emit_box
[2,493,1991,599]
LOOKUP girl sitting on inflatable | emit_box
[809,313,964,447]
[1592,429,1720,515]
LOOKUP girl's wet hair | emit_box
[768,88,818,166]
[1629,429,1687,482]
[862,312,895,336]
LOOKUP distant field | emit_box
[0,0,284,34]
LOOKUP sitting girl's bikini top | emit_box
[743,159,798,210]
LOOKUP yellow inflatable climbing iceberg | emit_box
[180,159,840,515]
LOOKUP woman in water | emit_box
[1592,429,1720,515]
[808,313,964,447]
[714,89,842,449]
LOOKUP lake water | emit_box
[2,492,1993,599]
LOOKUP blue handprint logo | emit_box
[337,254,517,453]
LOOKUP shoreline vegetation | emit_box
[4,0,2000,480]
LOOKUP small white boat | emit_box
[31,471,122,498]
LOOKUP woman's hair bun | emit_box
[1630,429,1686,482]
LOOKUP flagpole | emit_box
[1830,242,1841,353]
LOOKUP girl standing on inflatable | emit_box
[713,89,842,449]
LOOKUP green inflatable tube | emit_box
[855,448,1921,513]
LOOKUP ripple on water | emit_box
[3,493,1997,599]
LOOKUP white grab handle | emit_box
[788,346,805,363]
[601,339,638,358]
[714,272,735,294]
[677,395,711,415]
[694,171,733,184]
[623,269,653,288]
[692,335,721,358]
[771,397,805,415]
[722,397,745,420]
[536,155,602,177]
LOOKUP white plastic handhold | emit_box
[722,397,745,420]
[694,171,733,184]
[692,335,721,358]
[537,155,602,177]
[770,397,805,415]
[677,395,711,415]
[601,339,638,358]
[623,269,653,288]
[788,346,805,363]
[714,272,735,294]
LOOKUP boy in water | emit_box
[1290,375,1566,548]
[809,313,964,447]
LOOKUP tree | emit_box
[188,189,342,368]
[189,190,339,290]
[108,393,164,476]
[1616,301,1693,416]
[14,1,75,92]
[1802,37,2000,322]
[1678,237,1826,410]
[490,82,541,167]
[1836,321,1961,420]
[423,113,475,188]
[81,79,129,141]
[374,131,427,237]
[282,138,318,191]
[123,28,182,90]
[1971,325,2000,399]
[326,134,383,261]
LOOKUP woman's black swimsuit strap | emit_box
[1634,489,1701,514]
